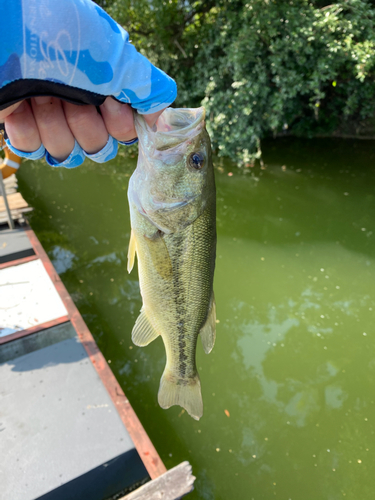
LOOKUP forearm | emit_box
[0,0,176,114]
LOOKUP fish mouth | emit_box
[135,107,206,152]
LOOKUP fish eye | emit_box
[188,152,205,170]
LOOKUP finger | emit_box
[100,97,137,142]
[31,97,75,162]
[144,108,166,128]
[0,101,24,122]
[63,101,108,154]
[4,100,42,152]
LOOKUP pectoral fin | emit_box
[200,293,216,354]
[127,229,136,273]
[145,231,173,280]
[132,308,159,346]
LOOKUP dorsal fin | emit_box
[132,308,159,346]
[200,293,216,354]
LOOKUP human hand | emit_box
[0,98,164,163]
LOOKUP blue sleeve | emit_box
[0,0,177,115]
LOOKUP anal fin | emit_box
[132,308,159,346]
[127,229,136,273]
[200,293,216,354]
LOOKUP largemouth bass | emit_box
[127,107,216,420]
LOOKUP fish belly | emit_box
[132,204,216,419]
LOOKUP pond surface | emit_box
[17,137,375,500]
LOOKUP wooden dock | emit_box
[0,225,195,499]
[0,174,32,225]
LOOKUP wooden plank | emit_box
[0,208,33,223]
[120,462,195,500]
[0,174,31,224]
[3,176,18,190]
[0,208,33,217]
[25,227,168,480]
[4,183,18,192]
[3,173,17,183]
[0,192,29,211]
[4,184,17,190]
[3,187,18,195]
[0,315,70,345]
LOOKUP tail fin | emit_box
[158,371,203,421]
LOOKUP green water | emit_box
[17,137,375,500]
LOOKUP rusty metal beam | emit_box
[0,315,69,345]
[0,254,38,270]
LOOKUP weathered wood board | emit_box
[0,208,33,225]
[120,462,195,500]
[0,174,32,224]
[0,192,28,211]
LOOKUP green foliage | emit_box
[99,0,375,163]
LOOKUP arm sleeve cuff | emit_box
[118,137,138,146]
[5,140,45,160]
[84,135,118,163]
[135,83,177,116]
[46,140,85,168]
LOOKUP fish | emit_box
[127,107,216,420]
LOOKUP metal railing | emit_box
[0,130,15,229]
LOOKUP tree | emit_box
[100,0,375,164]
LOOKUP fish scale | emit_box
[127,107,216,420]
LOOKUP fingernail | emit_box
[12,101,27,114]
[33,96,52,105]
[101,97,124,114]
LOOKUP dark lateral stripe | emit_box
[171,233,188,378]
